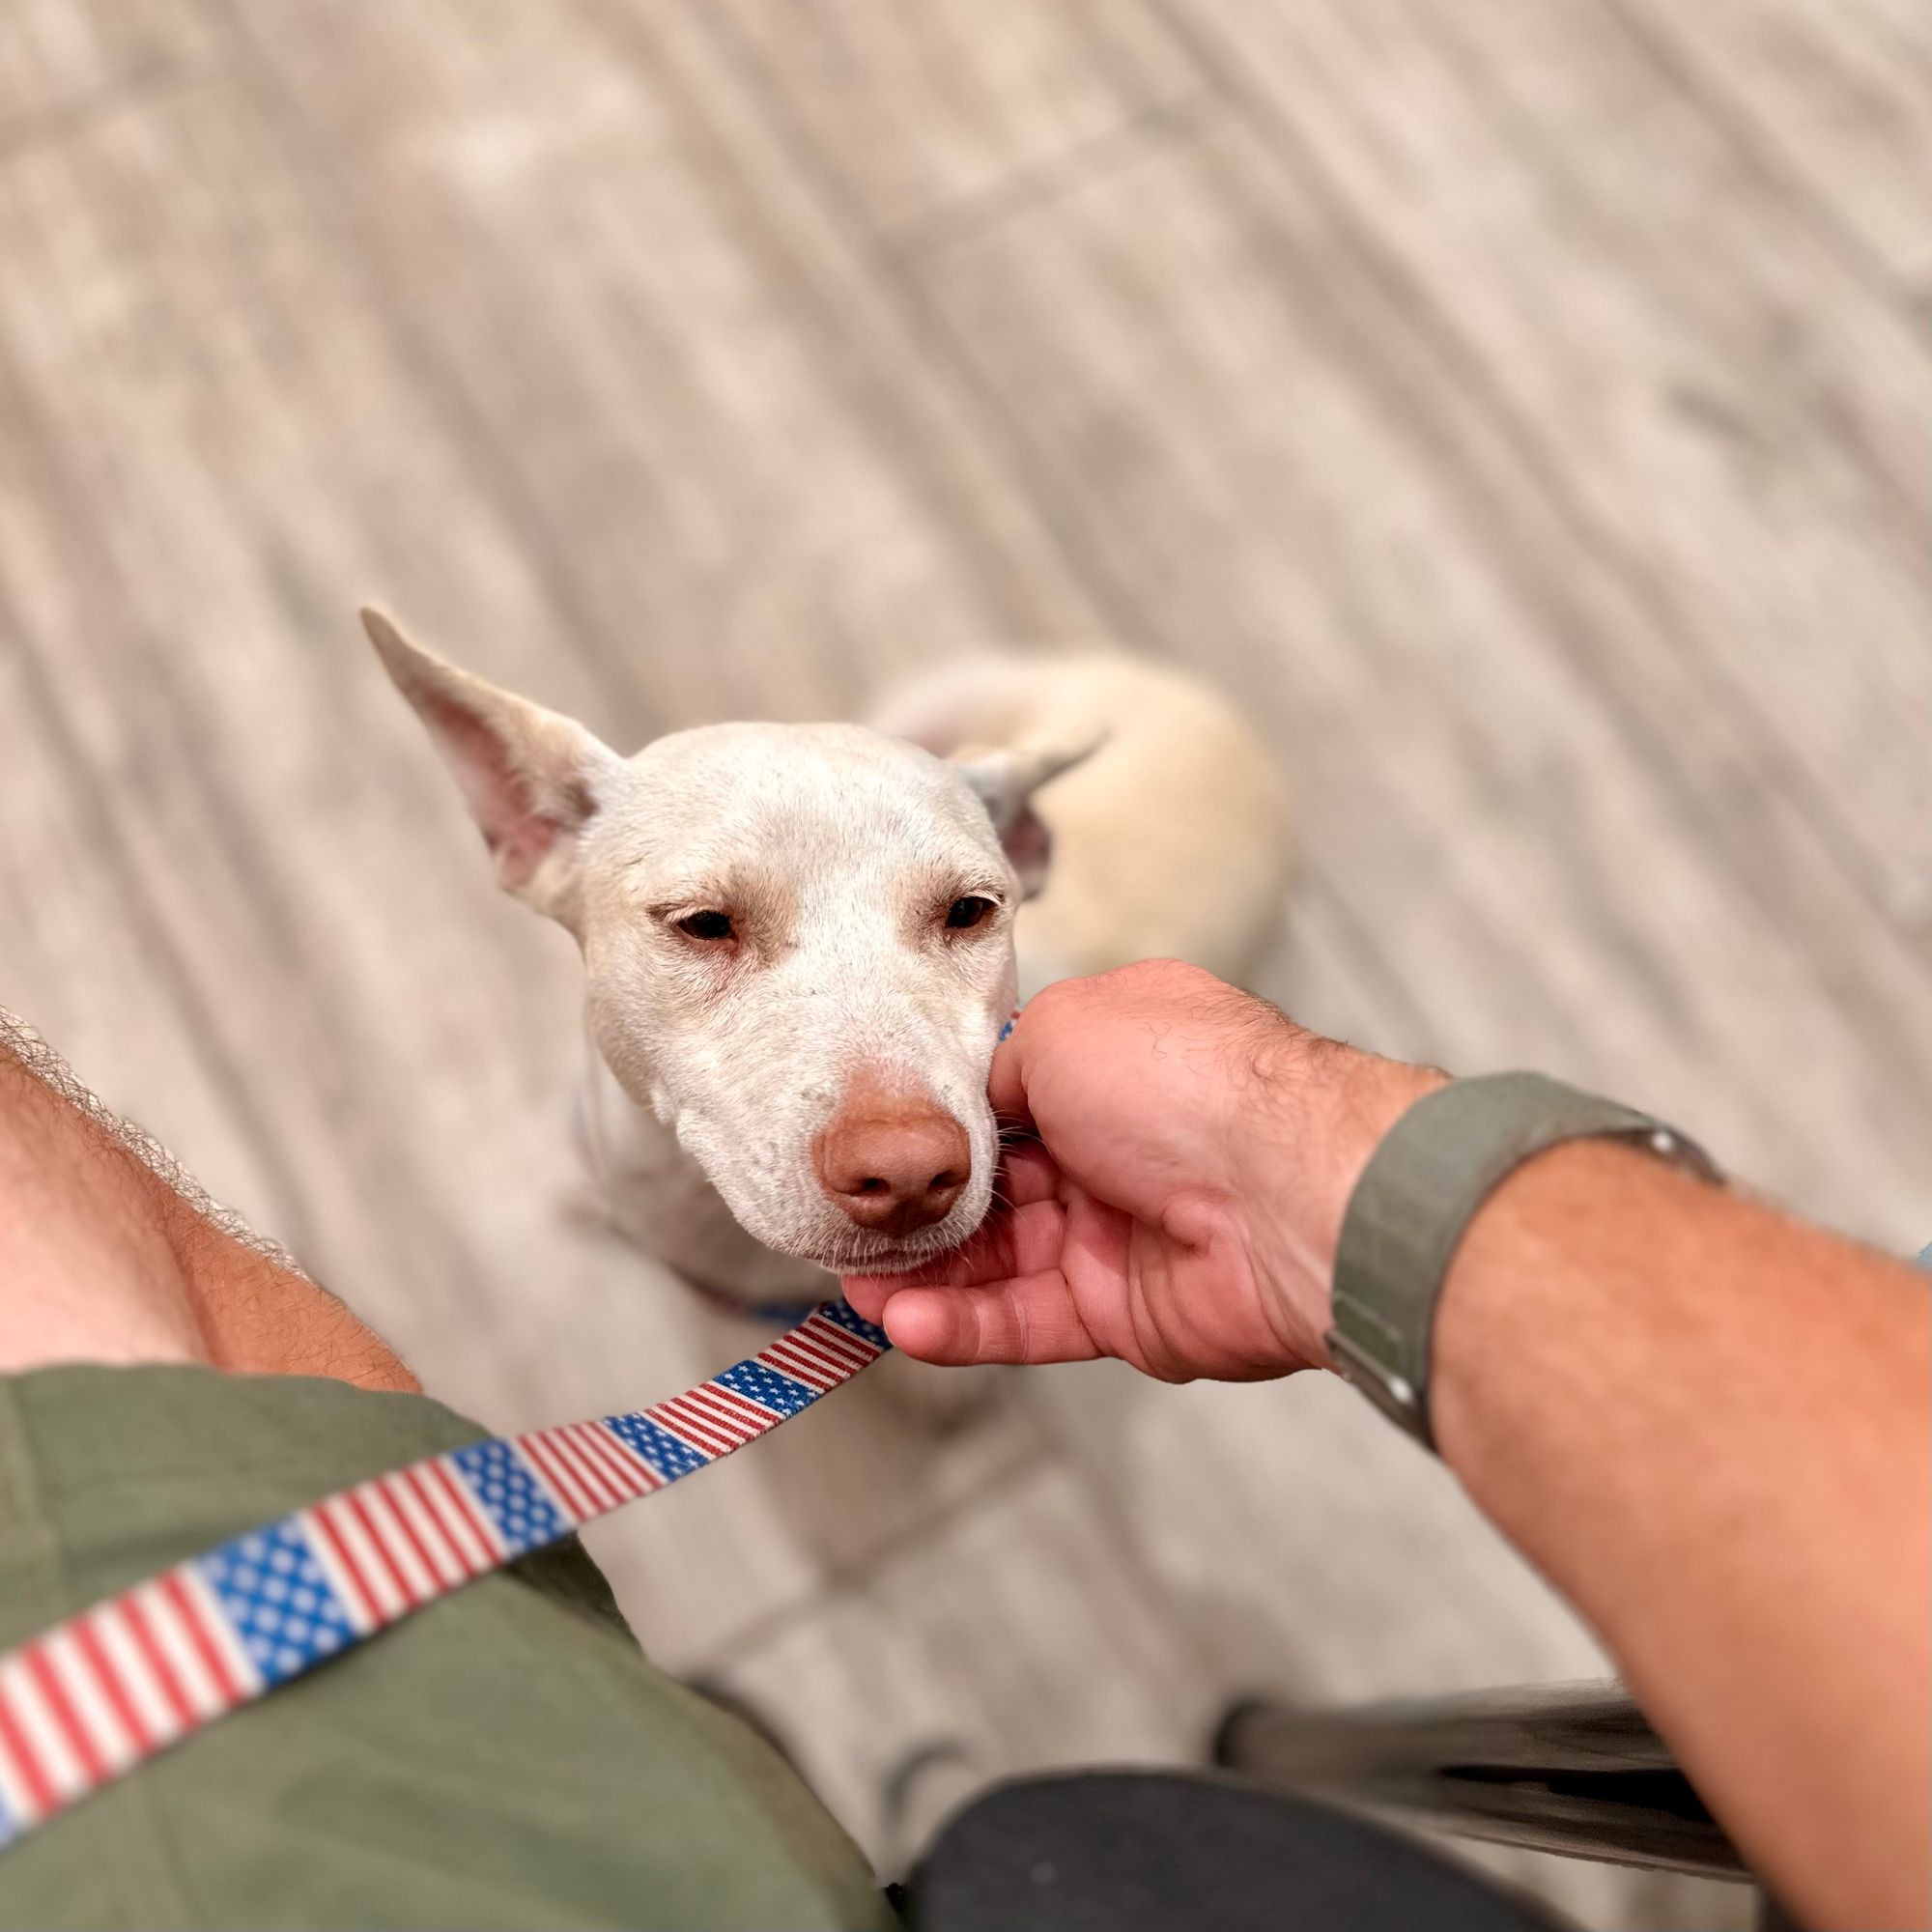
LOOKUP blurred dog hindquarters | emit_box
[870,653,1293,997]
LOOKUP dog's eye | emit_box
[675,910,734,942]
[944,896,996,931]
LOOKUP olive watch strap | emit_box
[1327,1072,1719,1450]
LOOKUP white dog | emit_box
[364,611,1291,1314]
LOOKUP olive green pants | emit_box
[0,1366,894,1931]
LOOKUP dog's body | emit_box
[366,615,1291,1311]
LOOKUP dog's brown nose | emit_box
[814,1086,970,1236]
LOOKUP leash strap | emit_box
[0,1297,889,1850]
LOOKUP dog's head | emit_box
[364,611,1092,1274]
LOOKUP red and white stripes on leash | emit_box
[0,1298,890,1850]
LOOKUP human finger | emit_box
[996,1139,1061,1209]
[879,1271,1100,1366]
[986,1020,1034,1125]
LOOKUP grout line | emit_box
[881,91,1223,266]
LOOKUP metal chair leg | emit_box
[1211,1679,1751,1885]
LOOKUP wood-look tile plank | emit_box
[1042,1365,1612,1708]
[704,0,1202,238]
[0,0,211,139]
[1605,0,1931,295]
[1151,0,1929,923]
[720,1462,1208,1869]
[216,0,1106,734]
[0,639,296,1248]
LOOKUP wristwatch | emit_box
[1327,1072,1720,1451]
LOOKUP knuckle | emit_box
[1025,976,1082,1021]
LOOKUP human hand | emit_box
[843,960,1440,1380]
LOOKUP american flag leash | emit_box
[0,1296,890,1852]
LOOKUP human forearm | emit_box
[1427,1142,1931,1932]
[1236,1013,1931,1928]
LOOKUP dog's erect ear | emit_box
[362,609,621,920]
[956,736,1102,899]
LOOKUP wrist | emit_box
[1324,1072,1721,1446]
[1233,1028,1446,1368]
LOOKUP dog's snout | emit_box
[813,1089,970,1236]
